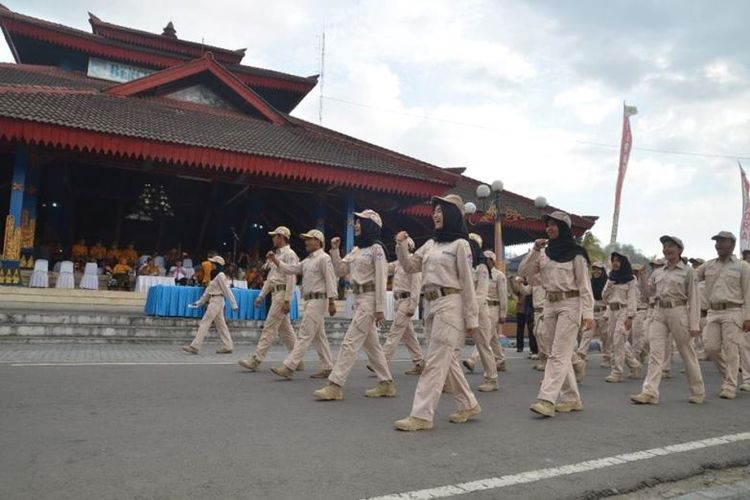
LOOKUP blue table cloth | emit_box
[144,286,299,320]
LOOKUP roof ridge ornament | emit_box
[162,21,177,39]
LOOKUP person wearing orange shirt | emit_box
[122,243,138,265]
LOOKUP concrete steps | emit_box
[0,287,145,313]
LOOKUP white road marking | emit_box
[363,432,750,500]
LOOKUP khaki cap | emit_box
[468,233,483,248]
[208,255,226,266]
[268,226,291,239]
[354,209,382,228]
[711,231,736,242]
[432,194,465,216]
[544,210,572,229]
[650,257,666,266]
[483,250,496,261]
[659,235,684,250]
[591,261,605,269]
[299,229,325,245]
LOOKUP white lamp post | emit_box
[476,181,505,270]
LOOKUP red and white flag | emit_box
[739,162,750,251]
[609,103,638,245]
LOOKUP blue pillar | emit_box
[315,196,326,233]
[20,165,40,268]
[1,145,28,285]
[344,192,355,253]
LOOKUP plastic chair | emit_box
[153,256,165,269]
[79,262,99,290]
[137,255,150,267]
[55,260,75,289]
[29,259,49,288]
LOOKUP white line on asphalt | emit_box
[9,362,239,366]
[363,431,750,500]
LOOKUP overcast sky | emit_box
[5,1,750,259]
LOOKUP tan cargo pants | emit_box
[704,309,743,393]
[190,296,233,350]
[538,297,582,405]
[282,297,333,371]
[253,291,296,361]
[382,298,423,364]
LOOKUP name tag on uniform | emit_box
[442,251,457,257]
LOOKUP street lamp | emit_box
[476,180,505,271]
[534,196,548,209]
[464,202,477,216]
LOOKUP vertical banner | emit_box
[609,103,638,246]
[739,162,750,252]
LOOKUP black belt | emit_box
[609,303,625,311]
[710,302,742,311]
[533,307,543,313]
[352,283,376,294]
[394,291,411,300]
[424,287,460,301]
[304,292,327,300]
[209,293,223,297]
[594,306,606,313]
[547,290,580,303]
[487,299,501,306]
[273,285,287,292]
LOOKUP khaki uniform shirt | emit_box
[649,261,700,331]
[197,272,238,310]
[388,261,422,311]
[487,268,508,318]
[331,244,387,314]
[518,249,594,320]
[474,264,490,303]
[277,248,337,299]
[696,255,750,321]
[602,278,638,316]
[260,245,299,302]
[396,238,478,329]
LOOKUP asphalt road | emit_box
[1,345,749,500]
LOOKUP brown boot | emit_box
[182,345,199,355]
[462,360,475,373]
[689,394,705,404]
[313,383,343,401]
[555,400,583,413]
[719,389,736,400]
[605,374,622,383]
[449,404,481,423]
[270,365,294,380]
[238,356,260,372]
[496,360,507,372]
[215,347,233,354]
[529,399,555,417]
[365,380,396,398]
[394,416,433,431]
[309,369,332,379]
[404,363,423,376]
[477,377,499,392]
[630,392,659,405]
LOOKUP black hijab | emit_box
[432,199,479,266]
[609,252,635,284]
[355,217,389,259]
[545,218,590,264]
[591,266,608,300]
[210,263,225,280]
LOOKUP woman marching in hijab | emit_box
[182,255,238,355]
[313,209,395,401]
[573,261,609,381]
[602,252,641,383]
[393,194,481,431]
[519,211,594,417]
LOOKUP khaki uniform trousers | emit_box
[254,291,296,361]
[411,294,478,422]
[704,309,744,393]
[631,309,650,361]
[190,296,233,350]
[282,298,333,371]
[329,292,392,386]
[538,297,582,405]
[382,298,424,364]
[598,314,612,363]
[641,306,704,399]
[468,305,506,366]
[533,311,547,361]
[741,335,750,386]
[609,308,641,378]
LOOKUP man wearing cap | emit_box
[267,229,337,380]
[464,251,508,374]
[381,237,425,375]
[314,209,395,401]
[631,236,705,405]
[694,231,750,399]
[238,227,299,373]
[519,211,594,417]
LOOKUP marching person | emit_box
[519,211,594,418]
[695,231,750,399]
[631,236,705,405]
[463,248,507,380]
[573,261,608,379]
[238,227,298,372]
[182,255,237,355]
[313,210,395,401]
[602,252,641,383]
[393,194,481,431]
[380,237,425,375]
[631,263,651,363]
[460,233,499,392]
[267,229,337,380]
